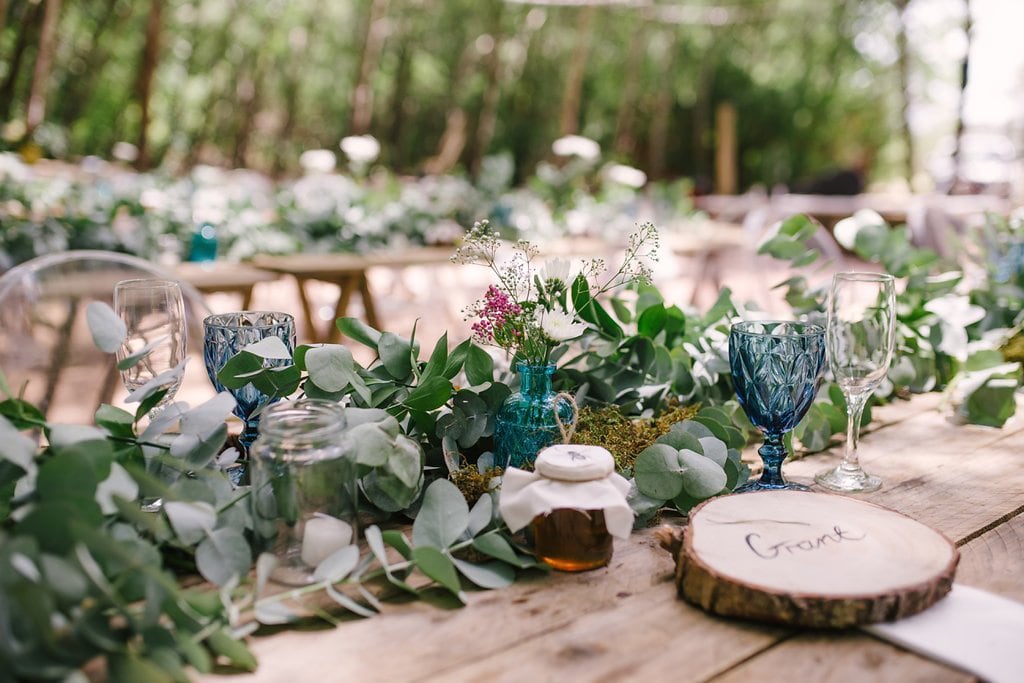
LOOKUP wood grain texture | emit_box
[956,509,1024,602]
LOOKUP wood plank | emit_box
[429,587,787,683]
[956,509,1024,602]
[707,631,972,683]
[202,531,681,682]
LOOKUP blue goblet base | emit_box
[735,478,809,493]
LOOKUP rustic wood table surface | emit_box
[201,395,1024,683]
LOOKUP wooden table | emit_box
[251,248,456,343]
[695,192,1011,230]
[665,220,748,304]
[173,262,280,310]
[203,393,1024,682]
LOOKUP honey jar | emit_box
[499,445,633,572]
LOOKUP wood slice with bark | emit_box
[657,490,959,628]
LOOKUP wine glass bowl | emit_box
[729,320,827,492]
[113,279,187,411]
[816,272,896,493]
[203,311,296,464]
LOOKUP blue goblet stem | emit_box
[756,432,788,488]
[240,417,261,456]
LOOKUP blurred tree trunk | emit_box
[386,41,412,164]
[613,21,646,157]
[273,3,320,175]
[424,42,476,175]
[25,0,62,134]
[0,0,8,49]
[469,1,505,177]
[349,0,390,136]
[558,4,596,136]
[951,0,972,191]
[894,0,914,183]
[135,0,162,169]
[52,0,122,126]
[649,31,678,181]
[0,1,43,120]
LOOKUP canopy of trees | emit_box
[0,0,933,189]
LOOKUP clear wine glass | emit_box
[729,321,827,491]
[113,279,187,413]
[815,272,896,493]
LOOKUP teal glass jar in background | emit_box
[189,222,218,262]
[494,363,575,470]
[250,399,358,586]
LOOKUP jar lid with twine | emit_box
[498,396,635,539]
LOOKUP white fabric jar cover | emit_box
[498,444,634,539]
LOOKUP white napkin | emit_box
[864,584,1024,683]
[498,467,634,538]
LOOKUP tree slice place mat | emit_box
[675,490,959,627]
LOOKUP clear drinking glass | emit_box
[815,272,896,493]
[729,321,827,491]
[113,279,187,411]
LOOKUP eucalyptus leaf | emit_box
[451,557,514,589]
[678,450,728,498]
[243,336,293,359]
[178,393,237,436]
[326,584,378,617]
[95,463,139,515]
[163,501,216,546]
[0,414,38,472]
[86,301,127,353]
[412,479,469,548]
[633,443,685,500]
[467,493,493,536]
[312,544,360,583]
[411,546,465,601]
[195,528,251,586]
[378,332,413,378]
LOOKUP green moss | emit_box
[573,402,701,471]
[1001,333,1024,363]
[450,466,502,506]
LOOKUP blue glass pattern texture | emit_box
[729,321,826,491]
[203,312,296,462]
[494,363,575,470]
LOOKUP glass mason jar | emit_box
[494,363,575,470]
[250,399,357,586]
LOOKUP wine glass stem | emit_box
[843,392,868,470]
[758,432,788,487]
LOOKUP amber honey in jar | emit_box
[530,508,613,571]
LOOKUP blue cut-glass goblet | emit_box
[729,320,826,492]
[203,312,296,479]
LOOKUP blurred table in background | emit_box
[174,262,280,311]
[251,248,455,343]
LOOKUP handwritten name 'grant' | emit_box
[745,526,866,560]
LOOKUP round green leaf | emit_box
[678,450,728,498]
[633,443,685,500]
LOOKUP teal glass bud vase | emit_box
[494,363,575,470]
